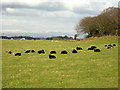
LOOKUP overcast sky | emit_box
[1,0,119,36]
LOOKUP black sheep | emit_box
[76,47,83,50]
[61,50,68,54]
[108,44,113,47]
[25,50,31,53]
[106,44,113,49]
[113,44,116,46]
[8,51,12,54]
[88,46,96,50]
[91,46,97,48]
[105,45,107,47]
[94,49,101,52]
[88,48,94,50]
[50,51,56,54]
[91,46,97,49]
[14,53,21,56]
[107,46,112,49]
[49,54,56,59]
[31,50,35,53]
[38,50,45,54]
[72,49,77,53]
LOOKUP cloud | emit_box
[2,8,40,16]
[1,0,119,35]
[2,29,27,33]
[5,8,16,13]
[73,7,99,16]
[1,2,67,12]
[36,2,67,11]
[1,19,21,25]
[1,2,70,18]
[2,0,119,17]
[72,1,112,15]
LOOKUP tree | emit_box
[75,7,119,37]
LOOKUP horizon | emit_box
[1,32,75,37]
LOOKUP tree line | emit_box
[75,7,119,37]
[0,35,73,40]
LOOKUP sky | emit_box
[0,0,119,36]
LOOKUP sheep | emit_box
[72,49,78,53]
[38,50,45,54]
[8,51,12,54]
[76,47,83,50]
[104,44,116,49]
[107,46,112,49]
[106,44,113,49]
[108,44,113,47]
[31,50,35,53]
[61,50,68,54]
[88,46,97,50]
[94,49,101,52]
[49,54,56,59]
[88,48,94,50]
[50,51,56,54]
[25,50,31,53]
[105,45,108,47]
[13,53,22,56]
[91,46,97,49]
[113,44,116,46]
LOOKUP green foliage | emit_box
[2,36,118,88]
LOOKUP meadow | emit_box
[2,36,118,88]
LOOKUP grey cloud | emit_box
[1,3,28,12]
[36,2,67,11]
[1,2,67,12]
[2,8,40,16]
[73,2,108,16]
[73,8,99,16]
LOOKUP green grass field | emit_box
[2,36,118,88]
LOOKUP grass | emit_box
[2,36,118,88]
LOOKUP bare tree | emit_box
[75,7,119,37]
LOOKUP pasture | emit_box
[2,36,118,88]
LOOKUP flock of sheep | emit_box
[6,43,116,59]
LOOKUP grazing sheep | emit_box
[106,44,113,49]
[108,44,113,47]
[13,53,21,56]
[105,45,107,47]
[15,53,21,56]
[113,44,116,46]
[105,44,116,49]
[88,46,97,50]
[72,49,78,53]
[8,51,12,54]
[49,54,56,59]
[76,47,83,50]
[50,51,56,54]
[25,50,31,53]
[94,49,101,52]
[61,50,68,54]
[38,50,45,54]
[107,46,112,49]
[31,50,35,53]
[88,48,94,50]
[91,46,97,49]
